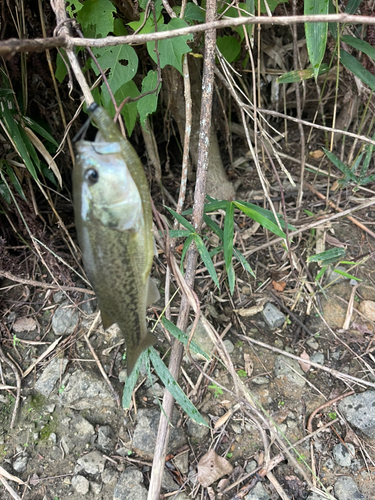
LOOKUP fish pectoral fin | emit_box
[101,310,115,330]
[146,276,160,306]
[127,331,156,375]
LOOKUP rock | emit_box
[358,300,375,322]
[13,317,37,333]
[59,370,116,410]
[173,450,189,474]
[325,266,349,285]
[34,357,69,397]
[90,481,102,494]
[252,376,270,385]
[52,301,79,336]
[113,467,147,500]
[101,468,119,485]
[274,355,306,387]
[307,493,331,500]
[62,415,95,453]
[231,423,242,434]
[306,339,319,350]
[332,443,355,467]
[186,319,214,361]
[48,433,57,444]
[245,481,270,499]
[81,293,97,315]
[97,425,116,452]
[72,475,89,495]
[338,391,375,438]
[186,414,210,440]
[324,458,335,470]
[262,303,286,329]
[77,451,105,474]
[310,352,324,365]
[162,470,177,491]
[13,455,28,473]
[132,408,186,460]
[334,476,364,500]
[223,339,235,354]
[246,460,258,474]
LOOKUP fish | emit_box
[73,103,159,374]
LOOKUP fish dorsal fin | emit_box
[101,310,114,330]
[147,277,160,306]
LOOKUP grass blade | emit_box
[307,248,346,263]
[340,50,375,92]
[122,350,148,409]
[234,202,287,239]
[323,148,357,182]
[162,317,211,361]
[166,206,195,232]
[304,0,329,79]
[149,347,209,426]
[193,233,220,289]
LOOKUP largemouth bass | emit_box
[73,103,159,374]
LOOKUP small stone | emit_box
[118,370,127,383]
[187,414,210,440]
[223,339,234,354]
[81,293,97,315]
[274,355,306,387]
[77,451,105,474]
[310,352,324,365]
[231,423,242,434]
[162,470,177,491]
[113,467,147,500]
[101,468,119,485]
[306,339,319,349]
[97,426,116,452]
[339,391,375,438]
[90,481,102,494]
[13,455,28,473]
[51,301,79,336]
[245,460,258,474]
[325,266,349,285]
[45,404,56,413]
[252,376,270,385]
[13,317,37,333]
[72,475,89,495]
[59,370,116,410]
[358,300,375,322]
[333,443,355,467]
[53,291,65,303]
[324,458,335,470]
[262,303,286,329]
[173,450,189,474]
[48,433,57,444]
[245,481,270,499]
[35,357,69,397]
[334,476,364,500]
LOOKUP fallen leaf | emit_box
[13,317,37,333]
[197,449,233,488]
[272,280,286,292]
[299,350,311,373]
[309,150,324,159]
[358,300,375,322]
[351,322,372,335]
[236,305,264,317]
[207,486,215,500]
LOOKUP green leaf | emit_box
[23,117,58,146]
[341,35,375,61]
[76,0,116,37]
[122,350,148,409]
[92,44,138,85]
[234,202,287,239]
[147,18,192,75]
[180,233,194,273]
[340,50,375,92]
[161,318,211,361]
[233,201,295,230]
[217,36,241,63]
[227,261,235,295]
[193,233,220,289]
[149,347,208,426]
[233,248,256,277]
[307,248,346,263]
[277,64,329,83]
[223,201,234,274]
[5,163,26,201]
[0,182,11,204]
[137,70,160,127]
[323,148,357,182]
[168,230,191,238]
[315,265,327,281]
[304,0,329,79]
[183,2,205,22]
[203,213,223,239]
[333,269,361,281]
[101,80,140,136]
[258,0,287,13]
[0,101,38,180]
[166,207,195,232]
[345,0,362,14]
[66,0,83,17]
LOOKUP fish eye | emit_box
[85,168,99,184]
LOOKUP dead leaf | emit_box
[244,353,253,376]
[272,280,286,292]
[207,486,216,500]
[13,317,37,333]
[351,322,372,335]
[345,427,361,447]
[309,149,324,159]
[197,449,233,488]
[359,300,375,322]
[217,478,230,491]
[299,350,311,373]
[325,234,346,248]
[236,305,263,317]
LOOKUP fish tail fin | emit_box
[127,332,156,376]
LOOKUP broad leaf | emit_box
[304,0,329,79]
[217,36,241,63]
[193,233,220,289]
[77,0,116,37]
[137,70,160,127]
[307,248,346,263]
[340,50,375,92]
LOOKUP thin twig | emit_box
[306,391,354,433]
